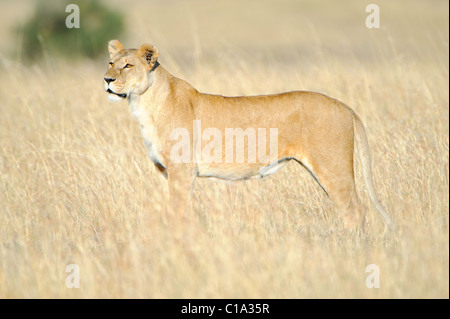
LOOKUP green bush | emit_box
[17,0,124,61]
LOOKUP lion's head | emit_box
[103,40,159,101]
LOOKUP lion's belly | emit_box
[197,159,289,181]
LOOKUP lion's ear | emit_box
[108,40,124,59]
[137,44,159,68]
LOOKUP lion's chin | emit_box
[106,88,127,102]
[107,93,126,102]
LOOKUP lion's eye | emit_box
[109,62,114,67]
[123,64,133,69]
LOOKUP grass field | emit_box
[0,0,448,298]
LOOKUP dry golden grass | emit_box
[0,0,448,298]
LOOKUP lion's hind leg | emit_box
[300,157,365,229]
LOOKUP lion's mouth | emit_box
[107,89,127,99]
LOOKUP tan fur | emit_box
[104,40,395,230]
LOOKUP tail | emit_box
[353,114,396,231]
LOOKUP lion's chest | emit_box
[131,103,167,177]
[139,125,162,162]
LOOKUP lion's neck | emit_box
[128,65,172,123]
[127,66,174,170]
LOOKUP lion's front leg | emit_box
[166,163,197,217]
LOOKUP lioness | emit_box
[104,40,395,230]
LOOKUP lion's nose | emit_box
[104,77,116,84]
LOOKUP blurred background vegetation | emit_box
[2,0,447,69]
[14,0,124,62]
